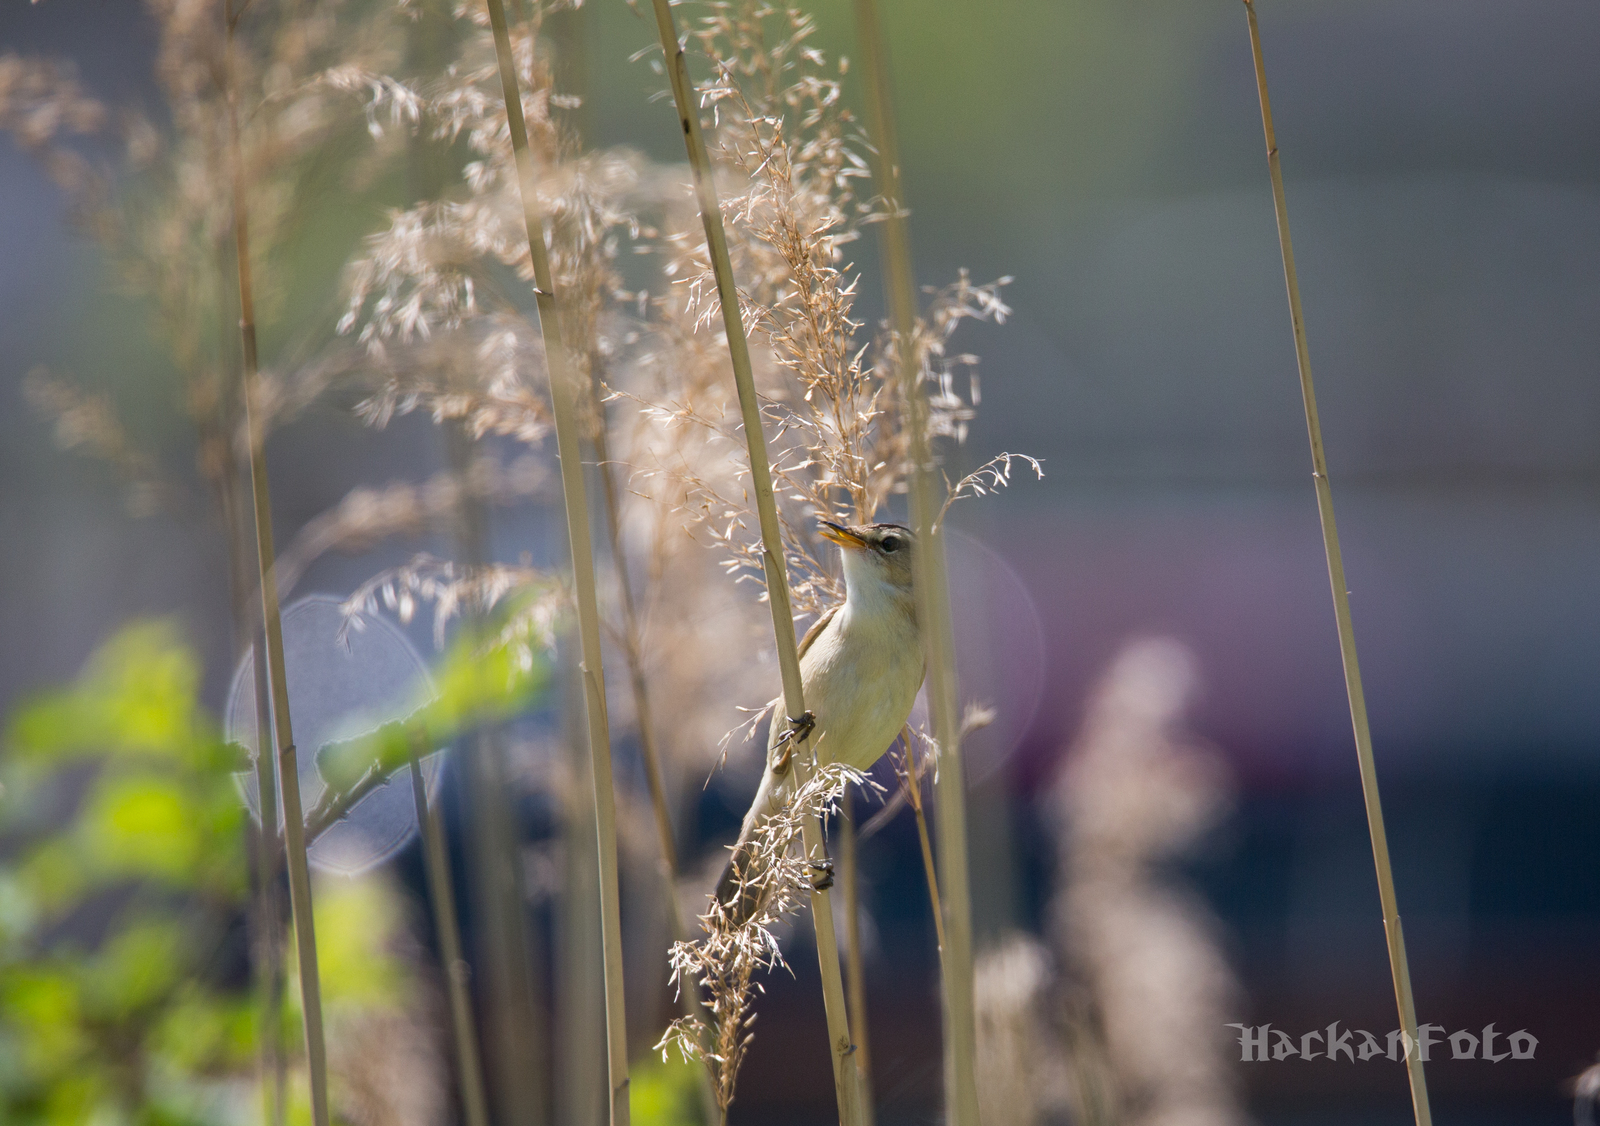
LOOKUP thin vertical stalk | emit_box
[1240,6,1432,1126]
[222,5,328,1124]
[399,14,517,1121]
[900,731,945,958]
[558,647,608,1126]
[443,420,548,1124]
[248,615,287,1126]
[839,496,875,1123]
[209,273,287,1126]
[838,793,874,1126]
[407,738,490,1126]
[592,402,677,895]
[852,1,980,1121]
[481,4,630,1122]
[646,5,863,1123]
[589,372,721,1126]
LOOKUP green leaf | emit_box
[83,919,185,1018]
[2,967,87,1074]
[80,774,202,882]
[632,1053,706,1126]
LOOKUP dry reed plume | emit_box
[620,2,1032,1114]
[625,5,1013,620]
[957,641,1249,1126]
[657,761,871,1116]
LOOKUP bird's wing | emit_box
[795,603,840,661]
[764,604,841,760]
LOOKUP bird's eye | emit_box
[880,535,902,553]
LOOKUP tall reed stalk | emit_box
[838,795,874,1126]
[558,650,608,1126]
[900,731,946,958]
[246,587,287,1126]
[212,309,288,1126]
[443,429,550,1124]
[482,3,631,1122]
[1241,6,1432,1125]
[406,736,490,1126]
[587,371,722,1126]
[200,225,286,1126]
[647,4,864,1122]
[222,4,328,1124]
[852,1,981,1120]
[393,29,489,1124]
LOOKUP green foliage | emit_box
[312,621,546,808]
[302,876,409,1011]
[631,1053,706,1126]
[0,621,252,1124]
[0,616,548,1122]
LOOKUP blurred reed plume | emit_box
[5,5,461,1122]
[1047,638,1247,1126]
[273,455,551,597]
[973,934,1072,1126]
[965,640,1247,1126]
[1574,1054,1600,1126]
[4,0,426,517]
[0,55,105,199]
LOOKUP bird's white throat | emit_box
[840,547,915,620]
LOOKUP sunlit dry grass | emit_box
[2,0,1042,1121]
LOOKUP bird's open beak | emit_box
[820,520,868,550]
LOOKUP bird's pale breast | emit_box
[789,597,922,772]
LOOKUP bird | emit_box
[713,519,924,926]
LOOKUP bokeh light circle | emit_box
[905,526,1049,782]
[226,595,443,875]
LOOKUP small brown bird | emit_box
[715,520,924,925]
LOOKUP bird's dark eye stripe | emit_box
[880,535,901,553]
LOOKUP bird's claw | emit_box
[772,711,816,778]
[807,860,835,891]
[783,710,816,746]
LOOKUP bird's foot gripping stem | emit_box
[807,859,835,892]
[772,710,817,777]
[783,710,816,746]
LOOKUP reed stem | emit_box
[223,4,328,1122]
[482,3,630,1121]
[248,615,287,1126]
[838,792,874,1126]
[210,302,287,1126]
[442,420,550,1124]
[406,737,490,1126]
[647,4,863,1122]
[852,1,980,1120]
[588,367,722,1126]
[901,729,946,958]
[1240,6,1432,1126]
[557,650,609,1126]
